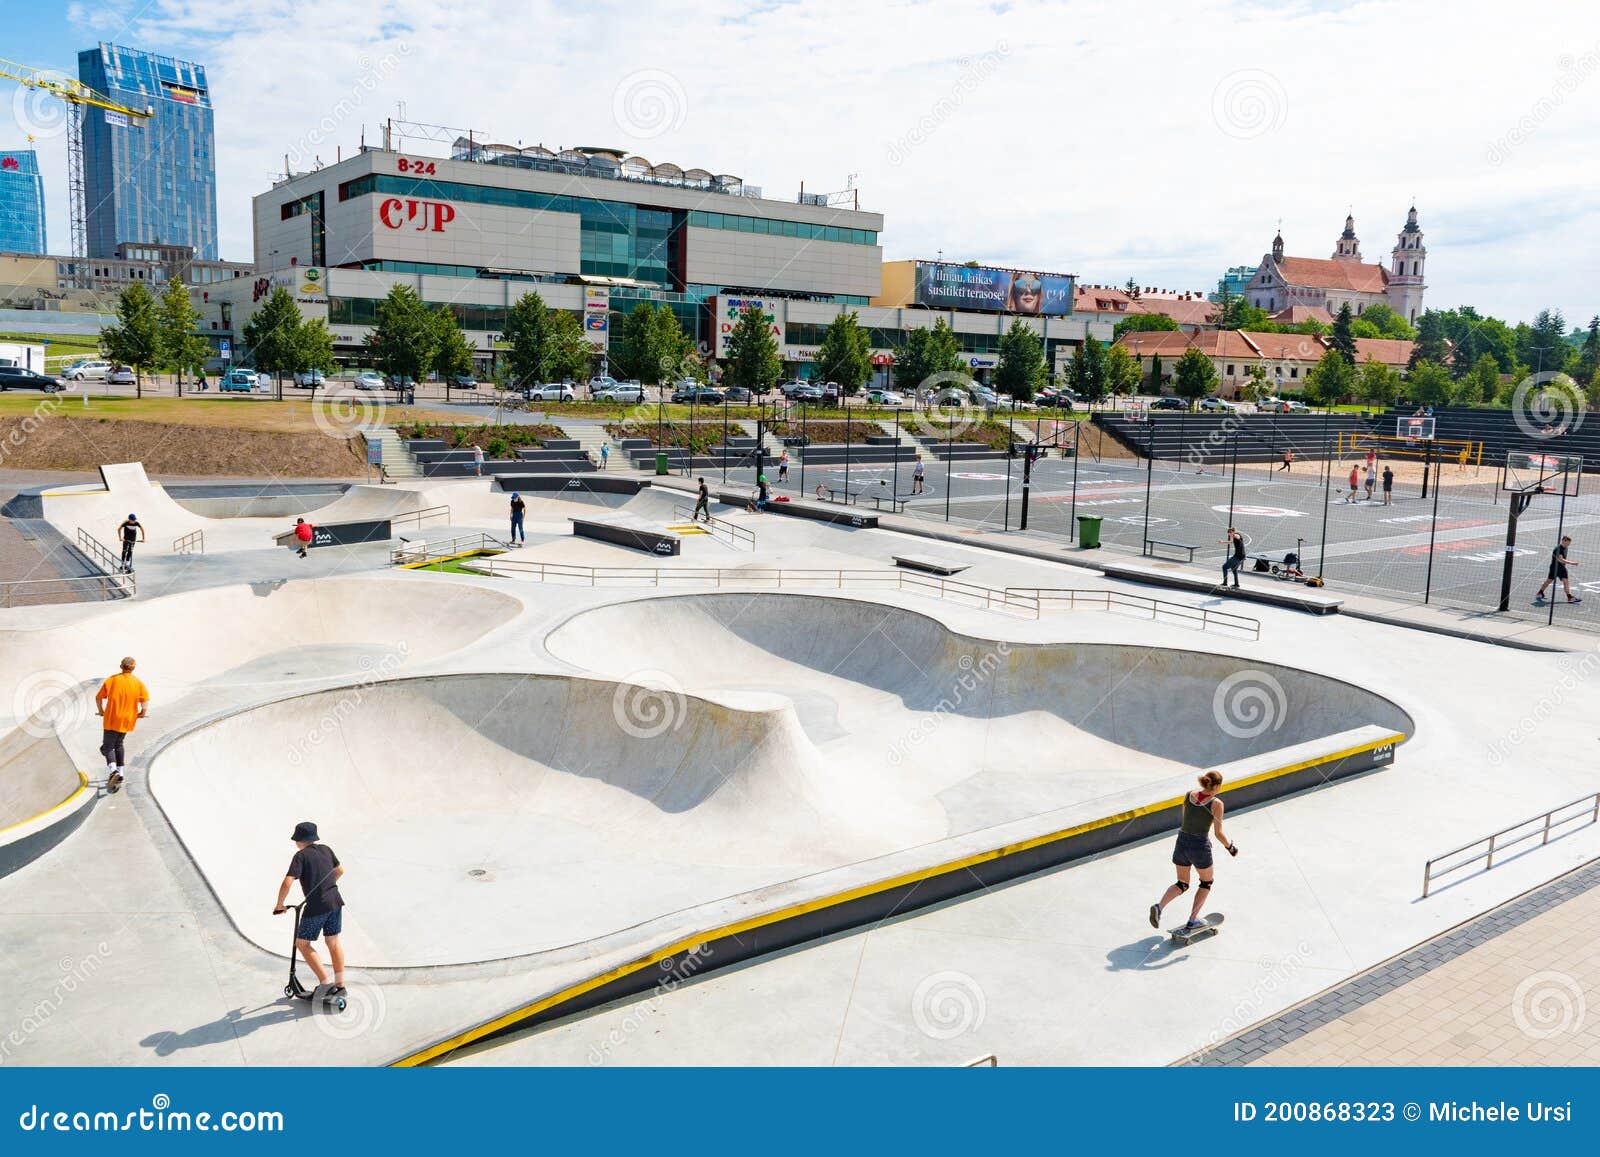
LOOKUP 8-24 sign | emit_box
[396,157,437,175]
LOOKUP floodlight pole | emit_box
[1423,440,1443,603]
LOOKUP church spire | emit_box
[1333,213,1362,261]
[1271,229,1284,262]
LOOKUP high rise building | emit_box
[78,43,217,260]
[0,149,46,255]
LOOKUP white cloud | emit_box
[32,0,1600,323]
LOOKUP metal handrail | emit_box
[1006,587,1261,639]
[0,572,132,607]
[390,504,452,530]
[1422,791,1600,897]
[672,504,757,550]
[71,528,136,598]
[173,528,204,554]
[390,532,510,565]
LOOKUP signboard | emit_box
[915,262,1074,316]
[104,110,130,128]
[714,296,784,359]
[367,440,383,465]
[583,287,609,350]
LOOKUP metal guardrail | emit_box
[390,504,452,531]
[0,573,130,607]
[390,532,510,566]
[1007,588,1261,639]
[173,528,204,555]
[71,528,136,598]
[672,504,756,550]
[1421,791,1600,898]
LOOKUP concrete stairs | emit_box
[371,427,421,478]
[554,421,623,468]
[874,420,924,459]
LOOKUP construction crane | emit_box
[0,57,152,257]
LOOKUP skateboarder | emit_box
[1148,770,1237,933]
[1381,465,1394,506]
[1534,536,1582,605]
[273,821,346,998]
[693,477,710,522]
[509,492,526,543]
[115,513,144,572]
[292,517,314,558]
[1219,527,1245,589]
[912,460,926,494]
[94,656,148,792]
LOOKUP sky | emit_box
[5,0,1600,326]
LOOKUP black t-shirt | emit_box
[1382,469,1393,488]
[1231,535,1245,560]
[510,497,526,516]
[1552,544,1569,568]
[697,484,708,500]
[287,844,343,916]
[119,521,140,543]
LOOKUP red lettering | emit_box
[431,203,455,232]
[379,198,404,229]
[378,197,453,232]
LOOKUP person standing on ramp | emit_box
[273,821,347,999]
[115,513,144,572]
[94,656,149,793]
[1149,770,1237,933]
[693,477,711,522]
[509,492,526,543]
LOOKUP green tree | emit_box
[814,311,873,396]
[1238,363,1271,404]
[1517,308,1572,374]
[501,291,550,389]
[543,309,596,384]
[894,318,964,394]
[1304,350,1354,407]
[1216,296,1271,331]
[363,284,437,387]
[242,286,308,398]
[1463,353,1500,406]
[1104,342,1142,401]
[1405,359,1455,406]
[1148,353,1163,391]
[1112,313,1179,340]
[994,319,1045,401]
[1328,302,1358,364]
[1409,311,1450,369]
[1353,304,1416,340]
[430,306,476,380]
[298,318,336,388]
[100,282,162,398]
[155,278,209,392]
[1069,335,1108,404]
[1576,316,1600,384]
[722,305,782,394]
[611,302,691,384]
[1355,357,1400,407]
[1171,347,1216,406]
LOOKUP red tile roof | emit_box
[1270,304,1334,326]
[1276,257,1388,294]
[1353,337,1416,367]
[1133,297,1219,326]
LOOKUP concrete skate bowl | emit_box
[0,720,92,879]
[547,592,1416,834]
[148,671,917,967]
[0,578,522,734]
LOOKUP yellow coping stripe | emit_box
[392,731,1404,1067]
[0,772,91,838]
[396,550,503,571]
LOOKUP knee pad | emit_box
[1173,880,1190,893]
[1198,880,1212,891]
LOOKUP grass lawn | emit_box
[0,394,459,433]
[0,332,104,368]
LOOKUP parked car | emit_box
[221,368,258,392]
[525,381,577,402]
[779,379,811,397]
[933,386,970,406]
[1198,397,1236,412]
[791,384,825,402]
[353,372,385,391]
[1256,397,1291,413]
[292,369,325,388]
[722,386,753,403]
[106,365,137,387]
[863,389,907,406]
[64,360,112,382]
[1149,396,1188,411]
[1284,399,1311,413]
[671,384,724,405]
[385,375,416,392]
[587,375,618,396]
[595,382,646,403]
[447,374,476,390]
[0,365,63,392]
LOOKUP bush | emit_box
[487,438,509,458]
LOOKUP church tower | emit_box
[1388,206,1426,324]
[1332,213,1362,261]
[1271,230,1284,263]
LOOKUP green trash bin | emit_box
[654,451,669,476]
[1076,514,1103,549]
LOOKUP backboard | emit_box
[1502,449,1583,497]
[1395,415,1435,442]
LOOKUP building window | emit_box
[1225,364,1235,375]
[1290,367,1298,379]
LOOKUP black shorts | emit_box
[1173,831,1214,869]
[1549,565,1569,581]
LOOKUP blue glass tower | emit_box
[0,149,46,254]
[78,43,217,260]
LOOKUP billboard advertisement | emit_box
[713,296,784,359]
[915,262,1074,316]
[584,287,609,350]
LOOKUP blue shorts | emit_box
[296,908,343,941]
[1173,831,1214,870]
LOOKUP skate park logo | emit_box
[612,670,687,739]
[1510,371,1586,441]
[1511,971,1587,1040]
[11,670,88,739]
[1211,670,1287,740]
[912,970,987,1040]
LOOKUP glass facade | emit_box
[79,43,218,260]
[0,149,46,254]
[686,210,876,247]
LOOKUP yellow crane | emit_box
[0,57,152,257]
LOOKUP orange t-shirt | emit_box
[98,672,149,732]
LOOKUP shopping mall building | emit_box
[198,138,1113,383]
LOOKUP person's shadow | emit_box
[1104,934,1189,971]
[140,1000,306,1056]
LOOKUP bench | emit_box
[816,485,863,505]
[870,491,911,512]
[893,554,969,576]
[1143,538,1201,563]
[716,490,878,528]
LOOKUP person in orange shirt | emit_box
[95,656,149,793]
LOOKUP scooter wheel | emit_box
[283,983,296,998]
[332,997,347,1013]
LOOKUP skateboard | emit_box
[1169,912,1224,945]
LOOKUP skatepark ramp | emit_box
[0,716,94,879]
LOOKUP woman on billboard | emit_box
[1008,273,1044,315]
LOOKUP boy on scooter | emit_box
[273,821,347,997]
